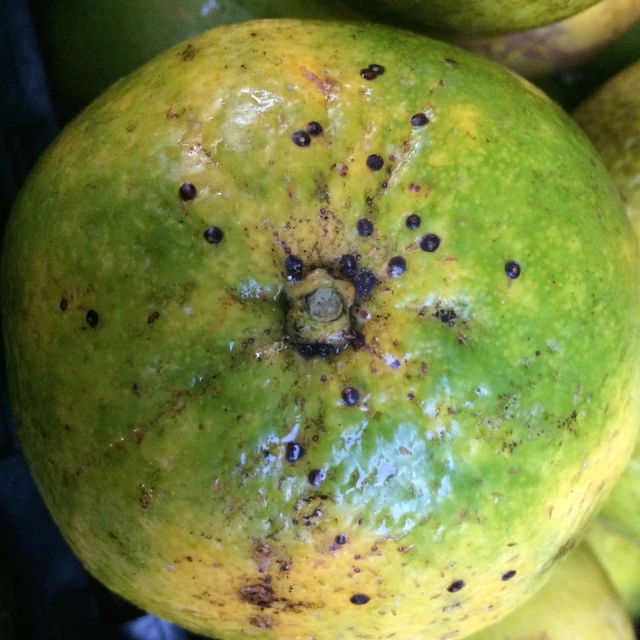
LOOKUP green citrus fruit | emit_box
[3,20,640,640]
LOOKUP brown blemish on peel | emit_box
[301,67,339,97]
[250,615,277,628]
[179,44,196,61]
[240,584,276,608]
[139,485,152,509]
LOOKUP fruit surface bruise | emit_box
[2,20,640,640]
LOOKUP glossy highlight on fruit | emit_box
[469,543,635,639]
[2,19,640,640]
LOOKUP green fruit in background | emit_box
[574,63,640,551]
[3,19,640,640]
[343,0,599,36]
[573,62,640,604]
[33,0,362,122]
[453,0,640,79]
[535,23,640,110]
[574,60,640,234]
[587,522,640,619]
[469,543,634,639]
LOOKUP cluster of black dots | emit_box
[178,182,226,245]
[282,65,521,282]
[280,382,368,604]
[360,63,385,80]
[280,384,360,489]
[291,121,324,148]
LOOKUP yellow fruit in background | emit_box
[454,0,640,78]
[575,62,640,558]
[468,543,634,639]
[587,522,640,619]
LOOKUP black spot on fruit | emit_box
[350,331,367,350]
[411,113,429,127]
[306,122,323,136]
[342,386,360,406]
[360,68,377,80]
[240,584,276,608]
[308,469,326,487]
[505,261,521,279]
[297,344,317,359]
[435,309,456,325]
[353,270,377,300]
[350,594,371,605]
[291,130,311,147]
[406,214,421,230]
[366,154,384,171]
[316,343,337,358]
[285,442,304,463]
[335,534,347,545]
[420,234,441,252]
[502,570,516,581]
[179,182,197,201]
[368,64,385,75]
[388,256,407,277]
[284,255,304,281]
[203,227,224,244]
[60,298,68,311]
[447,580,465,593]
[86,310,99,328]
[339,254,358,279]
[147,311,160,324]
[357,219,374,237]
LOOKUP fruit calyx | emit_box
[284,268,355,351]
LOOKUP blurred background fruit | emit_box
[588,522,640,619]
[343,0,600,36]
[468,543,635,639]
[454,0,640,78]
[573,59,640,232]
[536,22,640,109]
[32,0,362,123]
